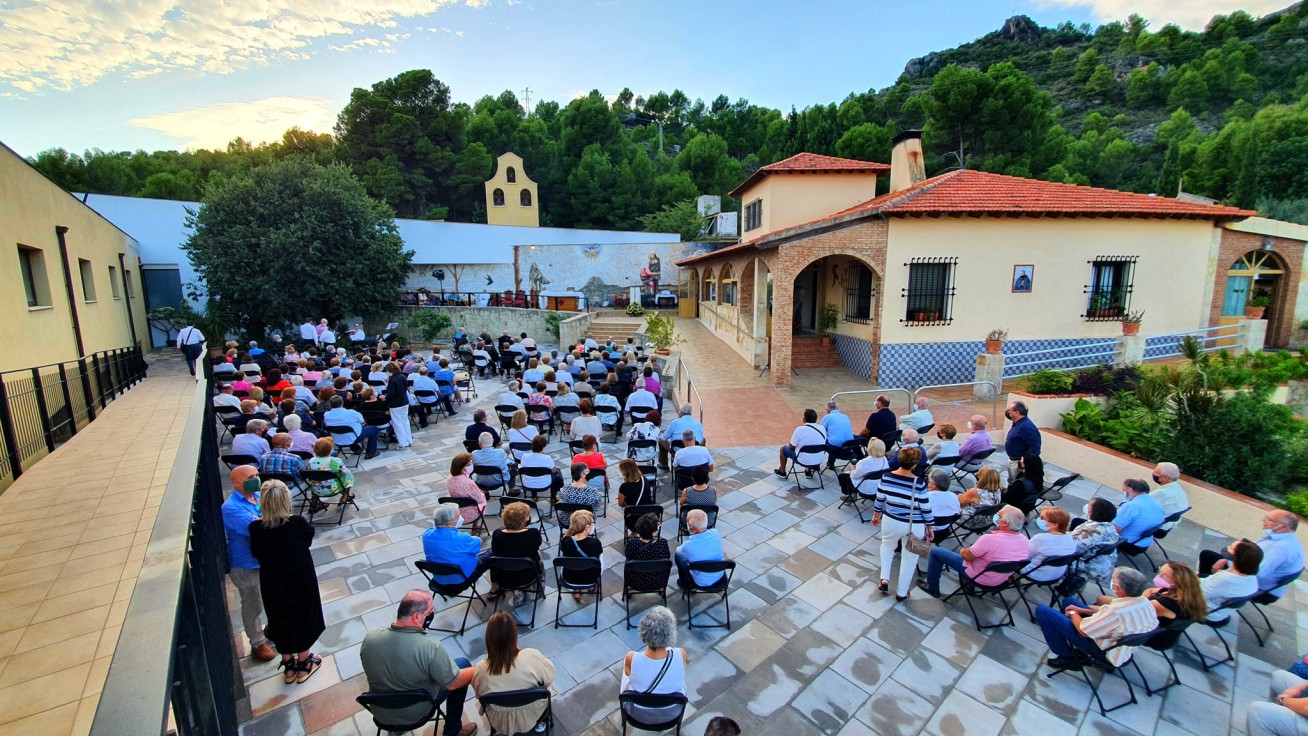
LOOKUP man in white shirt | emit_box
[411,368,440,428]
[774,409,828,478]
[624,379,658,422]
[213,384,242,410]
[299,320,317,345]
[176,323,206,376]
[498,381,526,412]
[899,397,934,431]
[349,324,367,345]
[671,430,713,473]
[1149,462,1189,530]
[319,326,336,347]
[583,334,599,352]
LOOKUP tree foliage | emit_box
[182,158,412,337]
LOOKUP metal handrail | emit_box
[829,388,915,412]
[913,381,1001,427]
[1146,322,1247,360]
[676,355,705,423]
[1005,348,1122,375]
[1003,340,1118,360]
[1147,323,1246,341]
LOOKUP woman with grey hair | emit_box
[620,605,687,723]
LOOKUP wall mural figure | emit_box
[641,252,662,299]
[528,262,550,294]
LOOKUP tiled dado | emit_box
[878,337,1117,389]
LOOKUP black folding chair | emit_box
[941,558,1029,630]
[1013,553,1081,622]
[495,404,519,433]
[552,557,602,629]
[1133,618,1195,696]
[950,448,995,486]
[556,406,581,434]
[1150,507,1191,559]
[586,467,610,517]
[568,440,586,458]
[683,560,736,630]
[927,454,961,474]
[356,689,444,736]
[529,407,555,439]
[1035,473,1081,511]
[555,502,595,530]
[670,463,708,498]
[878,429,901,453]
[785,444,829,491]
[623,504,664,536]
[677,504,719,543]
[624,559,672,630]
[439,496,488,538]
[850,470,885,523]
[1047,629,1154,716]
[516,466,556,504]
[489,556,543,628]
[434,380,458,416]
[221,453,259,470]
[478,687,553,735]
[617,692,688,736]
[300,469,359,526]
[413,560,486,635]
[363,412,394,451]
[947,503,1003,548]
[1239,568,1304,646]
[594,404,620,439]
[325,425,366,468]
[473,464,511,499]
[1183,593,1259,670]
[830,437,867,473]
[1116,524,1165,572]
[626,439,657,463]
[414,390,440,425]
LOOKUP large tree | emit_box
[182,158,412,337]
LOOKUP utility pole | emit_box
[521,87,533,116]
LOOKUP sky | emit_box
[0,0,1292,157]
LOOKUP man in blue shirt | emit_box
[1003,400,1042,481]
[323,395,382,458]
[676,509,724,588]
[821,400,855,468]
[421,503,490,586]
[222,466,275,661]
[1199,510,1305,599]
[658,403,705,469]
[1115,478,1167,548]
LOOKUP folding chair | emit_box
[683,560,736,630]
[951,448,996,486]
[1013,553,1081,622]
[626,439,657,464]
[1035,473,1081,512]
[325,425,366,468]
[636,463,660,502]
[568,440,586,458]
[556,406,581,435]
[495,404,519,433]
[473,465,511,501]
[413,560,486,635]
[624,504,664,536]
[455,370,477,402]
[221,453,259,470]
[434,380,459,415]
[414,390,440,425]
[914,422,935,436]
[1116,524,1165,572]
[529,407,555,439]
[1133,618,1195,696]
[586,467,610,517]
[290,450,314,462]
[363,412,394,451]
[785,445,829,491]
[594,405,620,439]
[927,454,960,475]
[516,466,556,505]
[356,689,445,736]
[941,558,1029,630]
[497,496,551,543]
[851,470,885,523]
[554,502,595,531]
[300,470,359,526]
[1182,593,1258,670]
[878,429,901,453]
[1150,507,1191,559]
[489,556,543,628]
[671,463,707,498]
[831,437,867,473]
[624,559,672,629]
[617,693,689,736]
[836,472,860,511]
[628,407,652,427]
[1239,568,1304,646]
[948,504,1003,547]
[678,504,719,543]
[478,687,553,736]
[1047,630,1155,716]
[439,497,488,538]
[552,557,602,629]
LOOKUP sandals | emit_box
[294,653,323,684]
[280,658,297,684]
[879,579,889,594]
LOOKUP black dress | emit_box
[492,528,544,589]
[249,516,325,654]
[559,535,603,586]
[1002,477,1041,516]
[624,537,671,590]
[619,480,654,507]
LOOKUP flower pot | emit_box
[655,348,671,356]
[821,336,832,346]
[1244,306,1266,319]
[1121,322,1141,336]
[985,339,1004,354]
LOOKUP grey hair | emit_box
[246,418,267,434]
[282,413,302,431]
[1156,462,1180,481]
[638,605,678,649]
[928,469,951,492]
[680,402,692,416]
[686,508,708,532]
[1112,567,1149,597]
[479,431,494,449]
[901,428,920,445]
[682,429,696,444]
[915,397,929,408]
[509,380,520,392]
[432,503,460,527]
[997,505,1025,530]
[826,400,838,412]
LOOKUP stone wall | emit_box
[1211,229,1304,348]
[377,306,557,345]
[558,312,593,351]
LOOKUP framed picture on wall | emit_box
[1012,265,1034,293]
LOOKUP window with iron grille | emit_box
[901,257,956,325]
[843,262,874,324]
[1083,256,1137,321]
[744,199,762,232]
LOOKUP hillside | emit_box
[28,4,1308,228]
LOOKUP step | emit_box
[791,356,844,368]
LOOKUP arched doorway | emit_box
[771,251,881,385]
[1223,250,1289,344]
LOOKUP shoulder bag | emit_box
[904,481,932,556]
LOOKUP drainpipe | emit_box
[117,253,139,348]
[54,226,86,358]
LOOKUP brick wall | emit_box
[1211,230,1305,347]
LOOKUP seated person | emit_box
[670,428,712,473]
[1200,538,1263,623]
[491,503,544,604]
[1125,561,1208,627]
[1198,510,1305,603]
[232,418,271,458]
[473,612,556,736]
[471,432,513,487]
[820,400,855,460]
[520,435,562,501]
[958,415,995,464]
[1023,507,1078,582]
[506,410,538,462]
[574,434,606,473]
[523,358,545,386]
[925,424,961,461]
[774,408,828,478]
[527,382,553,430]
[1149,461,1189,530]
[552,382,580,422]
[360,592,478,736]
[858,395,897,439]
[1034,566,1158,672]
[498,381,526,412]
[558,509,602,599]
[921,505,1030,597]
[958,467,1004,522]
[675,508,724,588]
[659,403,705,470]
[557,463,603,526]
[617,458,655,507]
[463,409,502,448]
[593,385,622,428]
[306,437,354,504]
[323,395,382,459]
[569,399,603,447]
[850,438,890,485]
[899,397,933,431]
[626,410,662,463]
[1070,498,1121,586]
[213,383,242,410]
[1113,477,1167,549]
[620,606,688,725]
[926,470,961,535]
[625,512,671,587]
[280,413,318,455]
[446,453,488,526]
[421,503,491,585]
[680,465,716,507]
[623,379,659,424]
[885,429,927,475]
[1000,454,1045,516]
[256,432,304,479]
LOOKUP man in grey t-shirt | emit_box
[360,591,477,735]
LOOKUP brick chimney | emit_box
[889,130,926,193]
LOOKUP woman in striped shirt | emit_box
[872,446,934,601]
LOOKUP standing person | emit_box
[384,362,413,449]
[222,466,275,661]
[248,480,327,684]
[177,322,206,377]
[871,446,934,601]
[299,320,318,347]
[1003,400,1041,482]
[473,612,556,735]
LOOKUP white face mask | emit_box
[966,421,974,431]
[455,516,464,530]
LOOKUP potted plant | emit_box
[644,313,682,355]
[626,302,645,316]
[1245,295,1271,319]
[1121,309,1144,336]
[819,303,840,345]
[985,328,1008,354]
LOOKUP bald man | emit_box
[957,414,994,465]
[222,465,274,661]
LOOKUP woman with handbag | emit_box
[871,446,935,602]
[620,605,686,725]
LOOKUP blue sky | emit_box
[0,0,1283,157]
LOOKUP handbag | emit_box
[903,484,932,556]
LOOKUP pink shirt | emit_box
[965,531,1030,585]
[447,473,487,524]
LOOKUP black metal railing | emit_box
[92,351,238,735]
[0,345,147,484]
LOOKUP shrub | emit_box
[1165,391,1299,499]
[626,303,645,316]
[1283,490,1308,519]
[1069,364,1141,395]
[543,312,565,338]
[407,310,452,343]
[1021,369,1074,395]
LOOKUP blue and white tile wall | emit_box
[830,333,874,380]
[876,337,1118,390]
[1144,334,1187,360]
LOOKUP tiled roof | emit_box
[728,152,890,197]
[679,170,1255,267]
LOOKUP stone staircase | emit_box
[790,335,843,368]
[586,317,643,345]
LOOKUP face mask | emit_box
[1264,528,1276,537]
[966,421,974,431]
[422,610,435,630]
[1083,504,1092,518]
[1004,410,1013,420]
[992,513,1002,527]
[1035,518,1049,531]
[1152,574,1171,589]
[1152,474,1167,485]
[242,477,261,495]
[586,524,594,536]
[455,516,465,530]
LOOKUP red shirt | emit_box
[576,451,606,471]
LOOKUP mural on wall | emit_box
[405,241,715,307]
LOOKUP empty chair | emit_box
[1035,473,1081,511]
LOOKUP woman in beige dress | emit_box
[473,611,556,734]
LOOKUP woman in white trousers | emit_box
[870,447,935,601]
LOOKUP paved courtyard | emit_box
[232,365,1307,736]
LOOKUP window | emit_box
[1083,256,1137,321]
[506,167,516,183]
[843,262,874,324]
[901,257,956,325]
[108,265,120,299]
[703,277,716,302]
[720,280,736,305]
[124,269,135,298]
[520,189,532,207]
[17,245,51,308]
[142,266,184,310]
[78,258,96,302]
[492,188,505,206]
[744,199,762,232]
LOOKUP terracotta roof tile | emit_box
[728,152,890,197]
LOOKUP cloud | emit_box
[128,96,337,150]
[1033,0,1291,30]
[0,1,483,93]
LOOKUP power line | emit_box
[522,87,533,116]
